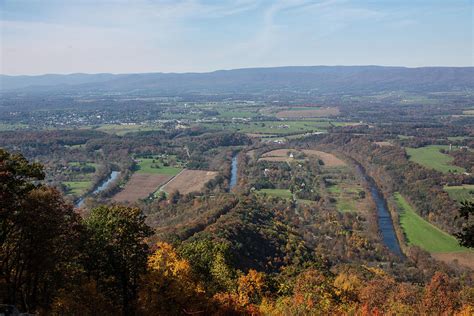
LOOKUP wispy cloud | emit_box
[1,0,472,74]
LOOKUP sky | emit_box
[0,0,473,75]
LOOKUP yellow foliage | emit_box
[455,304,474,316]
[147,241,191,278]
[237,269,266,306]
[334,272,361,294]
[363,265,387,277]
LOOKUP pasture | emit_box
[275,107,340,118]
[444,185,474,202]
[200,120,330,135]
[64,181,91,196]
[394,193,466,252]
[406,145,465,173]
[217,110,258,118]
[325,176,367,213]
[135,156,183,176]
[113,174,173,202]
[161,169,218,194]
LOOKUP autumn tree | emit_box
[236,269,266,307]
[421,272,459,315]
[291,269,340,314]
[0,149,82,313]
[83,205,153,316]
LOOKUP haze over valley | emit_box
[1,1,473,315]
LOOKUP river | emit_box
[75,171,121,208]
[230,155,238,189]
[355,164,403,256]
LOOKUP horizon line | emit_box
[2,64,473,77]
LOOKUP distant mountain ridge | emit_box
[1,66,473,94]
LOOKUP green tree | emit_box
[83,205,153,316]
[178,238,235,293]
[455,201,474,248]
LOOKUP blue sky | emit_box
[1,0,473,75]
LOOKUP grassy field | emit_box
[444,185,474,202]
[95,124,163,136]
[0,123,29,131]
[327,185,341,193]
[406,145,465,173]
[337,199,356,213]
[394,193,466,252]
[275,107,339,118]
[217,110,258,118]
[201,120,331,135]
[135,157,183,176]
[462,109,474,115]
[257,189,293,199]
[447,136,472,141]
[63,181,91,195]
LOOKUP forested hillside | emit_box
[1,148,473,315]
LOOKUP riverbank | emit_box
[75,170,120,208]
[353,163,403,257]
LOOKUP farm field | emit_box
[200,120,330,135]
[447,136,472,141]
[301,149,346,167]
[62,161,99,196]
[63,181,91,196]
[324,171,367,213]
[0,123,29,131]
[113,174,173,202]
[394,193,467,252]
[275,107,340,118]
[337,199,356,213]
[135,157,183,175]
[406,145,465,173]
[258,148,346,167]
[462,109,474,115]
[95,124,163,136]
[431,252,474,270]
[217,110,258,118]
[161,169,218,194]
[444,185,474,202]
[374,141,393,147]
[259,149,297,162]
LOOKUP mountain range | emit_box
[1,66,473,94]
